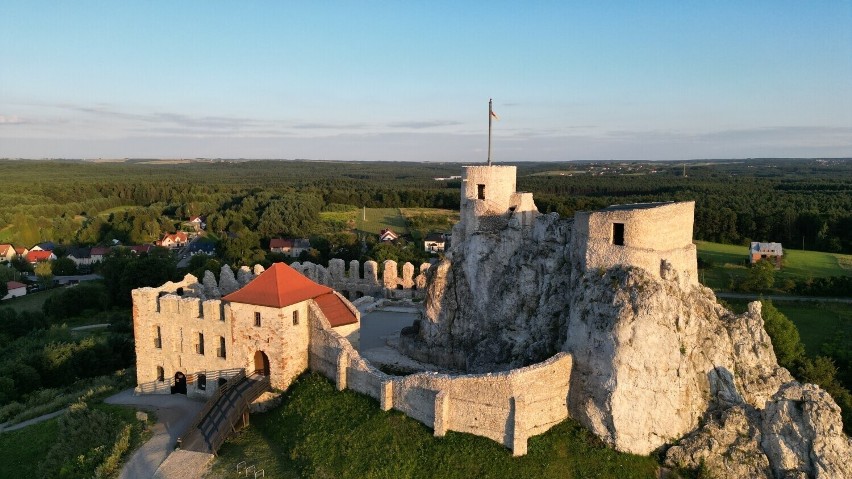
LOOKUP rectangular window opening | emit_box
[154,325,162,349]
[218,336,226,358]
[477,184,486,200]
[254,311,261,327]
[196,332,204,355]
[293,310,299,326]
[612,223,625,246]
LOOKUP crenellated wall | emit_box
[290,258,431,300]
[308,301,572,456]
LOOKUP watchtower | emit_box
[457,165,538,241]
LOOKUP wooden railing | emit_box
[208,373,270,453]
[177,369,247,449]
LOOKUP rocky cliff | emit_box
[400,212,573,372]
[400,210,851,478]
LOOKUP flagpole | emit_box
[487,98,493,166]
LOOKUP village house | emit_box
[750,242,784,268]
[423,233,447,253]
[30,241,55,252]
[67,247,93,267]
[129,244,155,255]
[379,229,399,242]
[2,281,27,300]
[25,250,56,264]
[0,244,16,263]
[157,232,189,249]
[13,246,29,258]
[90,246,112,263]
[182,215,207,232]
[269,238,310,258]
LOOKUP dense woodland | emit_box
[0,158,849,256]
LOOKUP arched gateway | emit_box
[254,351,270,376]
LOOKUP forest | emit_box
[0,158,849,259]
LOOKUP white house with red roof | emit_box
[157,232,189,248]
[25,250,56,264]
[3,281,27,300]
[379,229,399,242]
[269,238,311,258]
[0,244,16,262]
[131,262,359,394]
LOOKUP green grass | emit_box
[0,288,63,313]
[209,373,659,479]
[0,225,15,243]
[96,205,144,216]
[0,415,59,477]
[356,207,408,236]
[722,299,852,356]
[695,241,852,291]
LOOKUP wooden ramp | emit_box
[178,370,270,455]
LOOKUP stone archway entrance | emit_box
[254,351,270,376]
[172,371,187,395]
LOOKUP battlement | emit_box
[572,201,698,286]
[291,258,431,300]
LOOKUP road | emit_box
[714,292,852,304]
[105,389,205,479]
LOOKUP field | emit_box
[320,207,458,240]
[208,373,659,479]
[695,241,852,291]
[0,416,58,477]
[0,288,63,313]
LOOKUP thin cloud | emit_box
[0,115,28,125]
[387,120,463,129]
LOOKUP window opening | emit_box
[198,374,207,390]
[477,184,486,200]
[218,336,226,358]
[196,332,204,355]
[154,326,162,349]
[254,312,261,327]
[292,310,299,326]
[612,223,625,246]
[156,366,164,382]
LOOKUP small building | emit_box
[424,233,447,253]
[2,281,27,300]
[128,244,155,255]
[750,242,783,268]
[25,250,56,264]
[188,241,216,256]
[30,242,55,252]
[379,229,399,242]
[269,238,310,258]
[14,246,29,258]
[90,246,112,263]
[67,247,93,267]
[0,244,16,263]
[157,232,189,249]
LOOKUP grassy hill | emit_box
[209,373,659,479]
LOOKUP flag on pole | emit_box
[490,108,499,121]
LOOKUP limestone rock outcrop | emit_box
[400,213,572,372]
[563,266,792,455]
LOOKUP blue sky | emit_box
[1,1,851,161]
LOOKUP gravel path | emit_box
[105,388,205,479]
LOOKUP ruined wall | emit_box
[132,274,239,397]
[291,258,430,300]
[308,301,572,456]
[572,201,698,286]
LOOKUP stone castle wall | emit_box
[308,301,572,456]
[291,258,430,300]
[572,201,698,286]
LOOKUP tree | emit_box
[761,300,805,368]
[740,260,775,292]
[0,281,7,299]
[34,261,54,288]
[51,257,78,276]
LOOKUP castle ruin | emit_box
[131,164,851,477]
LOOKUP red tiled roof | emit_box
[26,250,53,262]
[6,281,26,290]
[223,262,332,308]
[313,292,358,327]
[14,247,27,254]
[270,238,294,249]
[0,244,12,255]
[91,247,111,256]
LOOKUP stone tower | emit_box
[455,165,538,244]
